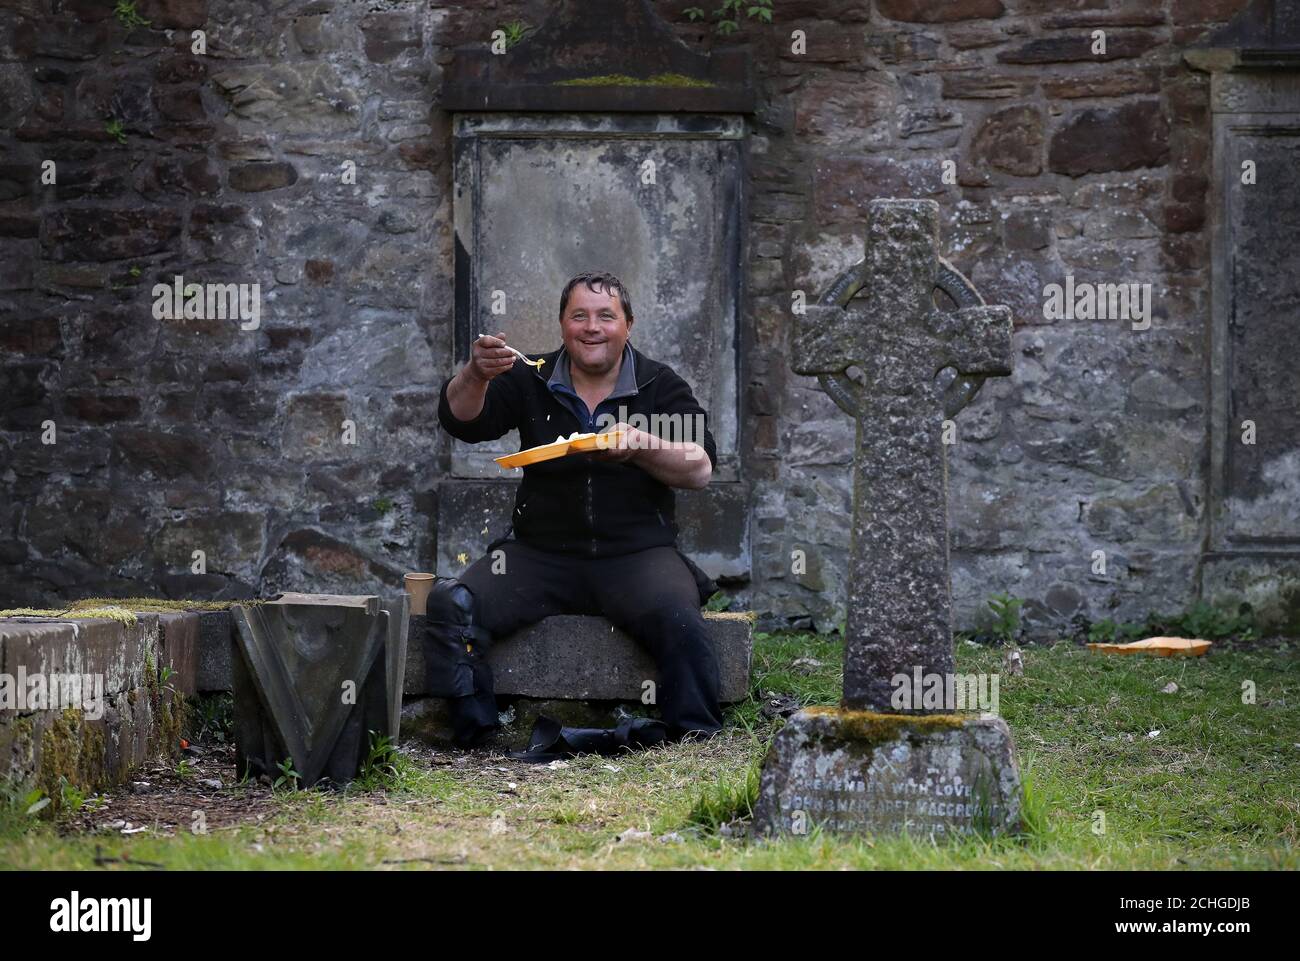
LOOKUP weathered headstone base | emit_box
[754,708,1022,838]
[231,594,406,788]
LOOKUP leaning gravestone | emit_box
[231,593,408,788]
[754,199,1022,838]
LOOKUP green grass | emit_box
[2,633,1297,870]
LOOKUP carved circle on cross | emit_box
[816,258,988,420]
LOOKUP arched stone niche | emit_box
[1187,0,1300,624]
[436,0,754,582]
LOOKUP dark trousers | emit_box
[457,540,724,737]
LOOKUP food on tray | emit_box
[494,430,627,470]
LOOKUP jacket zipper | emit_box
[586,466,596,555]
[585,404,597,555]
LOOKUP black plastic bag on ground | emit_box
[508,714,672,763]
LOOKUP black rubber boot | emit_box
[423,579,499,748]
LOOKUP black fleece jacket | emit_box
[437,344,717,558]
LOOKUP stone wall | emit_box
[0,1,1254,633]
[713,0,1243,633]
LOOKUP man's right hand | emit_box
[469,332,516,382]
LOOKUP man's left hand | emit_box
[585,421,711,490]
[587,422,641,464]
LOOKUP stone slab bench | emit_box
[199,608,754,704]
[403,611,754,703]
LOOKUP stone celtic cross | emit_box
[794,199,1013,713]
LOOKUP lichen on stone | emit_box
[802,706,972,744]
[554,72,715,88]
[70,596,255,613]
[703,610,757,623]
[1,597,264,624]
[0,606,139,625]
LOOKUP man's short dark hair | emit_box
[558,271,634,324]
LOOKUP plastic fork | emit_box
[477,333,545,368]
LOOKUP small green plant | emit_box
[986,593,1023,645]
[104,118,127,145]
[357,731,399,788]
[1088,618,1117,643]
[687,760,760,831]
[704,590,732,613]
[57,776,87,814]
[82,794,108,814]
[499,20,531,49]
[114,0,151,29]
[128,265,142,278]
[175,758,196,780]
[273,757,301,792]
[372,497,394,515]
[191,693,234,744]
[684,0,773,34]
[1089,602,1261,646]
[20,788,50,817]
[1172,601,1252,640]
[1087,618,1145,644]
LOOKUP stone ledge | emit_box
[197,609,754,704]
[404,611,754,703]
[0,612,195,800]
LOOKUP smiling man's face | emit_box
[560,282,632,378]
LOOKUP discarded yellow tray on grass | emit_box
[494,430,627,470]
[1086,636,1212,657]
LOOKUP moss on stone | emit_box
[37,708,104,812]
[705,610,757,623]
[554,72,715,88]
[9,715,36,772]
[803,706,971,745]
[1,598,265,622]
[156,689,187,755]
[0,606,139,625]
[143,651,160,709]
[71,596,257,613]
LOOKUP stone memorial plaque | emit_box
[755,709,1021,838]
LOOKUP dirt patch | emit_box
[61,743,277,837]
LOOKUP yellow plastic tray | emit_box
[1086,636,1212,657]
[494,430,627,470]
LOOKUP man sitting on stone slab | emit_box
[430,271,724,757]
